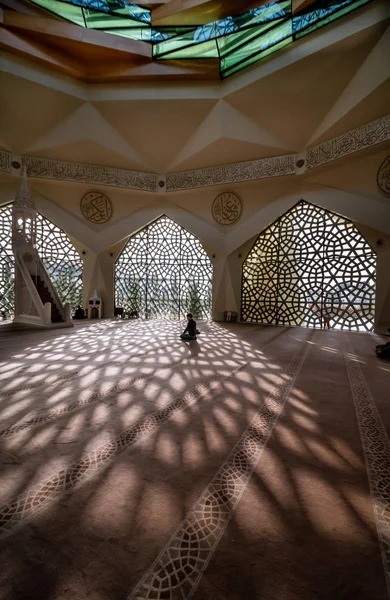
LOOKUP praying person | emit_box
[74,305,85,319]
[180,313,197,341]
[375,332,390,359]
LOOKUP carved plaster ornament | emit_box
[212,192,242,225]
[80,191,112,224]
[377,156,390,196]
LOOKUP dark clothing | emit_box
[181,333,196,341]
[376,341,390,358]
[183,319,197,337]
[74,307,85,319]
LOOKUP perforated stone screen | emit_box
[0,203,83,316]
[0,205,14,317]
[241,201,376,331]
[115,215,212,320]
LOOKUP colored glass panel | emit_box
[154,40,219,60]
[26,0,374,78]
[293,0,372,39]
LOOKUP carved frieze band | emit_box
[0,116,388,189]
[166,154,296,191]
[0,150,11,173]
[21,156,157,192]
[306,115,390,170]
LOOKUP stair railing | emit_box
[36,255,67,322]
[14,250,50,325]
[17,248,68,323]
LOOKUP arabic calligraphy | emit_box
[80,192,112,224]
[377,156,390,196]
[212,192,242,225]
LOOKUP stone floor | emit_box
[0,319,389,600]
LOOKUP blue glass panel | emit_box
[153,1,290,57]
[26,0,375,79]
[221,31,292,78]
[293,0,372,39]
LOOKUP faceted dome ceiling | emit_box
[0,0,375,81]
[0,0,388,175]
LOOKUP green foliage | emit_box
[187,283,203,320]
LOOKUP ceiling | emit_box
[0,1,389,174]
[0,0,378,82]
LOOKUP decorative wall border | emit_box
[21,156,157,192]
[0,149,11,173]
[127,338,309,600]
[0,116,388,190]
[166,154,296,191]
[306,115,390,170]
[344,345,390,596]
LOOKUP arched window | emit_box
[0,203,83,317]
[115,215,212,320]
[241,201,376,331]
[0,205,14,317]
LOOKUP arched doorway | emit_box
[115,215,213,320]
[0,203,83,317]
[241,201,376,331]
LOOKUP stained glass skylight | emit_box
[27,0,374,77]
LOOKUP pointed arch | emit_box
[241,200,376,331]
[0,203,83,317]
[115,215,213,320]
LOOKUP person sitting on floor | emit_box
[73,305,85,319]
[180,313,197,341]
[375,340,390,359]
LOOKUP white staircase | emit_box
[11,169,73,329]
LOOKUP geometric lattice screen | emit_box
[242,201,376,331]
[115,215,212,320]
[0,203,83,316]
[0,204,14,317]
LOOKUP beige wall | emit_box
[1,144,390,329]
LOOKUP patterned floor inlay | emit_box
[0,363,247,537]
[0,370,80,398]
[0,324,280,439]
[127,338,310,600]
[344,345,390,596]
[0,351,193,438]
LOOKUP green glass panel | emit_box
[103,27,152,41]
[221,20,292,70]
[73,0,150,23]
[29,0,85,26]
[153,30,203,58]
[83,8,146,29]
[217,17,287,58]
[221,35,292,78]
[293,0,372,39]
[27,0,375,81]
[154,0,290,57]
[154,39,219,60]
[151,27,201,44]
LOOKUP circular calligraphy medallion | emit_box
[212,192,242,226]
[377,156,390,196]
[80,192,112,224]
